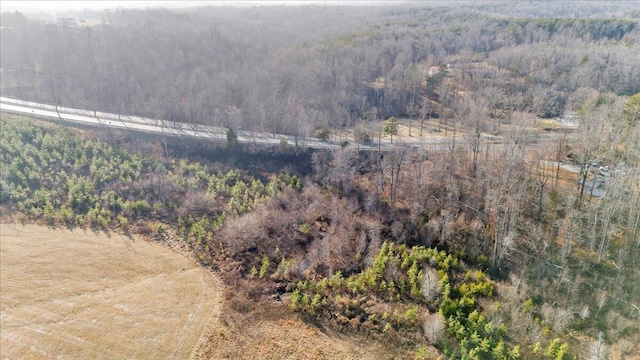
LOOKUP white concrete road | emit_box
[0,96,383,151]
[1,96,462,152]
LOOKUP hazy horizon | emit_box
[1,0,422,15]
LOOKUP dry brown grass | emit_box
[537,161,581,193]
[0,223,220,359]
[1,223,407,360]
[192,305,408,360]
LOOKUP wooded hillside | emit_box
[2,2,640,359]
[2,3,639,133]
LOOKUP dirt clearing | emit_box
[0,223,220,359]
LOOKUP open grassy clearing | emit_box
[341,113,571,148]
[0,224,220,360]
[0,223,400,360]
[192,307,409,360]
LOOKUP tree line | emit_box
[1,4,639,138]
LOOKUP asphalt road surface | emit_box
[1,96,465,153]
[1,96,383,151]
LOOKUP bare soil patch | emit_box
[0,223,220,359]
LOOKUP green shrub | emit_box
[316,127,331,141]
[226,127,238,146]
[544,338,572,360]
[298,223,312,237]
[259,255,270,278]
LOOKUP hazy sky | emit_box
[1,1,251,13]
[0,0,406,14]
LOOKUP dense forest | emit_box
[2,3,640,132]
[2,1,640,359]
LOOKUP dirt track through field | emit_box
[0,223,221,359]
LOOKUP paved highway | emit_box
[1,97,389,151]
[1,96,468,152]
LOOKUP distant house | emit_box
[426,66,441,77]
[456,62,496,80]
[57,18,77,26]
[426,64,451,78]
[555,111,580,127]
